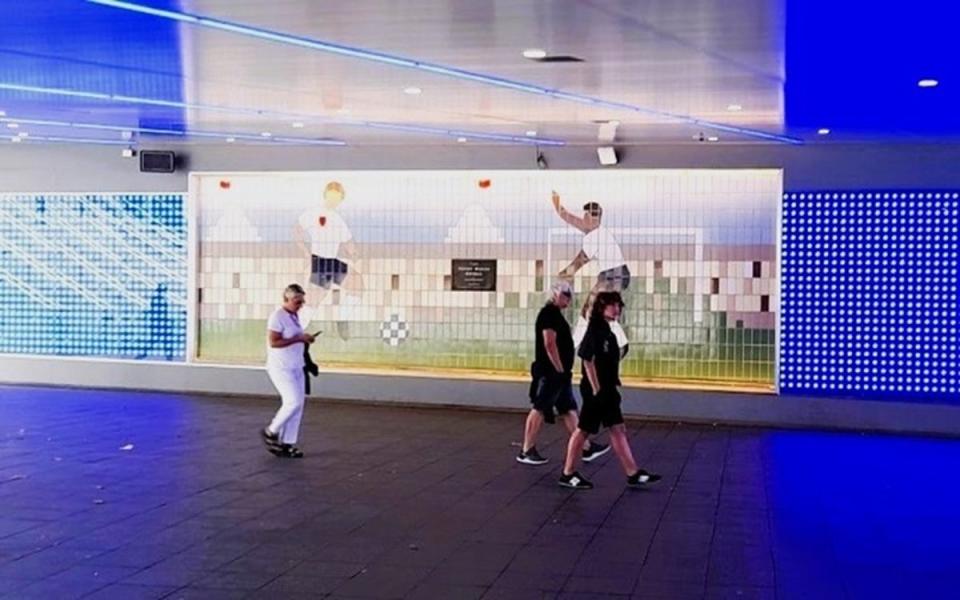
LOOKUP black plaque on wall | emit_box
[451,259,497,291]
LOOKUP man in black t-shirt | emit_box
[558,291,661,489]
[517,281,610,465]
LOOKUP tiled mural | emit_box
[195,170,781,388]
[0,193,187,360]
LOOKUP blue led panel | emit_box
[781,191,959,400]
[0,193,187,360]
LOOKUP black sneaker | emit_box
[582,442,611,463]
[516,447,549,465]
[261,428,280,449]
[558,471,594,490]
[278,445,304,459]
[627,469,662,487]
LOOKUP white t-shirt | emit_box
[582,225,625,272]
[298,208,352,257]
[266,307,304,370]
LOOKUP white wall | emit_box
[3,140,960,434]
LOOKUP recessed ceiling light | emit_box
[291,122,305,128]
[727,104,743,111]
[11,136,22,143]
[522,48,547,59]
[817,128,831,135]
[0,110,6,117]
[525,130,537,137]
[7,122,18,129]
[707,136,719,142]
[260,131,272,137]
[456,137,467,143]
[403,86,422,95]
[16,132,28,138]
[918,79,939,88]
[225,137,236,143]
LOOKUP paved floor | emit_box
[1,384,959,600]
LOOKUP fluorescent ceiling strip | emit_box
[6,134,129,145]
[85,0,801,145]
[0,82,563,145]
[0,116,346,146]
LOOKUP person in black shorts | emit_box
[559,291,661,489]
[517,281,610,465]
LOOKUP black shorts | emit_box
[578,383,624,434]
[529,371,577,424]
[598,265,631,291]
[310,255,348,288]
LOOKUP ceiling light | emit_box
[403,87,422,95]
[16,132,28,138]
[707,136,719,142]
[522,48,547,59]
[120,130,133,139]
[727,104,743,111]
[291,122,305,128]
[82,0,798,145]
[0,110,6,117]
[7,122,18,129]
[10,136,22,143]
[918,79,939,88]
[817,128,831,135]
[525,130,537,137]
[225,137,236,143]
[456,137,467,143]
[260,131,272,137]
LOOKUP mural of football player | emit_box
[293,181,363,339]
[551,189,630,352]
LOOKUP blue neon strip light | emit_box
[0,116,347,146]
[0,82,564,146]
[84,0,800,145]
[5,134,129,146]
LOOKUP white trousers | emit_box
[266,366,305,445]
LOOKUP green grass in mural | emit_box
[198,277,776,384]
[199,311,775,386]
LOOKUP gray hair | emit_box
[549,280,573,301]
[283,283,306,300]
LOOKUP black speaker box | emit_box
[139,150,176,173]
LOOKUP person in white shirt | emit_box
[551,190,631,350]
[293,181,363,339]
[261,284,317,458]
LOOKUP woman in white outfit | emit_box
[261,284,316,458]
